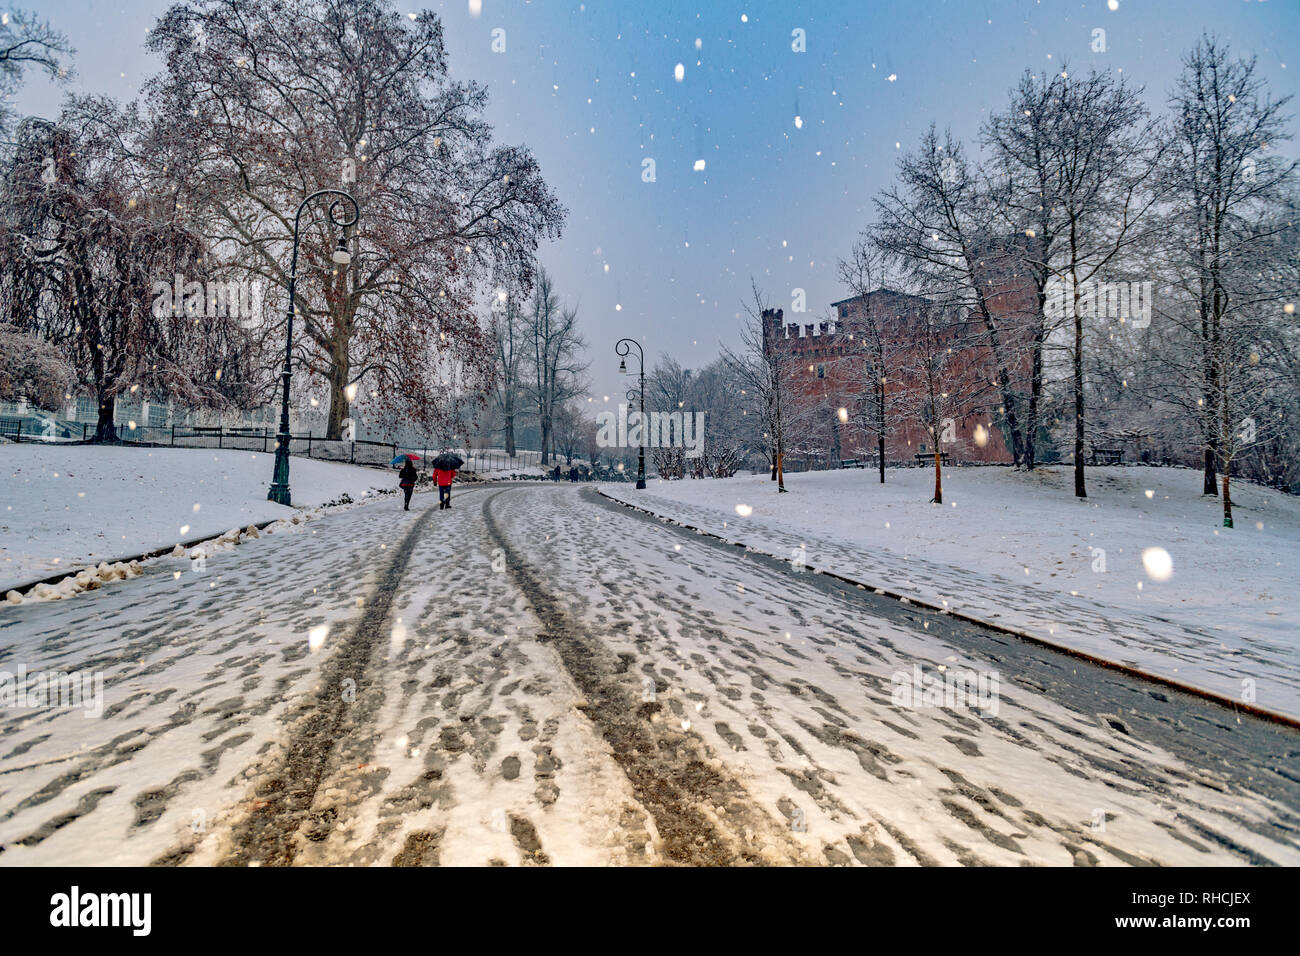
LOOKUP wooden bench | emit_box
[1089,448,1124,466]
[914,452,952,466]
[840,458,865,469]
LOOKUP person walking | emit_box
[399,459,418,510]
[434,463,456,509]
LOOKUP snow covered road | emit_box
[1,484,1297,866]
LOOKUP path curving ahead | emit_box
[0,484,1296,866]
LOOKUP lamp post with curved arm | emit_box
[268,189,360,506]
[615,337,646,489]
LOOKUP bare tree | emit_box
[0,9,73,141]
[1015,68,1165,498]
[837,238,913,483]
[0,108,253,440]
[1160,37,1297,521]
[144,0,565,439]
[690,359,749,478]
[873,125,1031,468]
[489,281,529,455]
[525,268,588,464]
[983,71,1078,471]
[645,354,692,478]
[0,322,72,407]
[720,279,806,492]
[896,301,992,504]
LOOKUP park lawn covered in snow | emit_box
[604,464,1300,720]
[0,444,397,591]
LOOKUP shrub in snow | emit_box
[0,323,74,409]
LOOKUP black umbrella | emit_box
[431,452,464,470]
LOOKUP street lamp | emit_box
[615,337,646,489]
[268,189,360,506]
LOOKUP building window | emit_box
[816,364,825,379]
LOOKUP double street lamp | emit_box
[615,337,646,489]
[267,189,360,506]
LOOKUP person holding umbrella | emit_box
[393,453,421,510]
[431,451,464,510]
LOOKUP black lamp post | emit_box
[615,337,646,489]
[268,189,359,506]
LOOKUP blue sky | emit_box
[16,0,1300,400]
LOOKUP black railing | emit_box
[1,419,551,473]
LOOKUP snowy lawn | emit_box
[603,465,1300,720]
[0,444,398,590]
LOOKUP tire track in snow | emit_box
[205,499,442,867]
[481,488,811,866]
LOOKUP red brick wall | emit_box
[763,276,1034,464]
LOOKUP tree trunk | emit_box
[94,392,117,443]
[1200,286,1218,495]
[1202,443,1218,495]
[326,375,348,441]
[1025,320,1045,469]
[325,332,350,440]
[503,405,516,457]
[877,382,887,484]
[89,335,116,443]
[933,448,943,505]
[973,298,1025,467]
[1221,464,1233,528]
[1220,382,1234,527]
[1072,300,1087,499]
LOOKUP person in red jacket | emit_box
[433,465,456,509]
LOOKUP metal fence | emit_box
[0,418,549,474]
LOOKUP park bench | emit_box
[914,452,952,466]
[1089,448,1124,465]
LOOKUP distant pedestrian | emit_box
[434,464,456,509]
[399,459,417,510]
[552,464,561,481]
[568,466,577,482]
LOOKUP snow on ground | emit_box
[0,444,396,591]
[3,484,1292,866]
[0,487,650,866]
[603,465,1300,720]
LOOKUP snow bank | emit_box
[0,445,395,591]
[603,465,1300,719]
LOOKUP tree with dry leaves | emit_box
[143,0,565,439]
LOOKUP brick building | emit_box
[762,261,1036,466]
